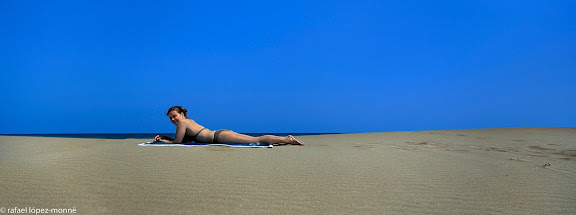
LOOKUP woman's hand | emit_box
[154,135,162,142]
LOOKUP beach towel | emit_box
[138,141,272,148]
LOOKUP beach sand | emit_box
[1,127,575,214]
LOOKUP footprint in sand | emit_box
[527,146,556,151]
[551,149,576,160]
[487,147,508,152]
[404,141,450,150]
[353,144,375,149]
[406,141,429,145]
[508,157,528,162]
[538,163,551,168]
[522,146,576,160]
[524,146,555,156]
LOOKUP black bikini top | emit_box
[182,127,206,143]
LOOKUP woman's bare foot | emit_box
[287,135,305,145]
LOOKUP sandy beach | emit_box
[1,127,575,214]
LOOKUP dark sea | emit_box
[0,133,340,139]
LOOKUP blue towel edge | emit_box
[138,142,273,148]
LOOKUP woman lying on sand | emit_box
[154,106,304,145]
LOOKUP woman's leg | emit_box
[258,135,304,145]
[214,130,259,144]
[216,131,304,145]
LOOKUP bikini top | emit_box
[182,127,206,143]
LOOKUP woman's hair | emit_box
[166,106,188,118]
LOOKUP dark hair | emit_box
[166,106,188,118]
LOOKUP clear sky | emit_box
[1,0,575,134]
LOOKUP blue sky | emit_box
[1,0,575,134]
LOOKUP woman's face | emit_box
[167,110,185,125]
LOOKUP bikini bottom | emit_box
[213,129,230,144]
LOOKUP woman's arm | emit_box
[172,123,187,143]
[158,139,172,143]
[154,135,173,143]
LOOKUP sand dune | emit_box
[1,127,575,214]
